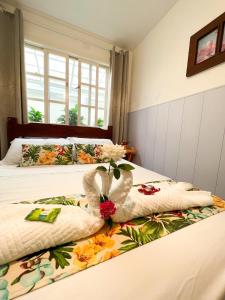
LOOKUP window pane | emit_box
[91,66,96,85]
[81,85,89,105]
[90,108,95,127]
[25,47,44,75]
[81,62,90,84]
[80,106,89,126]
[91,87,96,106]
[99,67,106,88]
[98,109,104,127]
[68,104,78,126]
[26,74,44,100]
[98,89,105,108]
[69,58,78,87]
[49,79,66,102]
[27,100,44,123]
[69,88,78,107]
[49,54,66,79]
[69,58,78,115]
[69,83,78,126]
[50,102,65,124]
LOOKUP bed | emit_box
[0,118,225,300]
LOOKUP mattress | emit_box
[0,161,225,300]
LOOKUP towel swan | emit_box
[84,168,213,223]
[83,168,213,223]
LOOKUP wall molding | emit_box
[129,82,225,113]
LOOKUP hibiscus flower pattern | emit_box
[19,144,73,167]
[0,183,225,300]
[75,144,110,164]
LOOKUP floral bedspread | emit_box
[0,181,224,300]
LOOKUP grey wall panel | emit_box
[128,109,147,166]
[193,86,225,193]
[164,99,184,179]
[143,105,158,170]
[128,85,225,198]
[152,103,169,174]
[215,131,225,198]
[176,94,204,183]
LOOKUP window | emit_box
[25,45,109,127]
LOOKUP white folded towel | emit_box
[112,189,213,223]
[0,168,111,265]
[0,204,104,265]
[109,170,213,223]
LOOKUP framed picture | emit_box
[196,29,218,64]
[187,12,225,77]
[221,24,225,52]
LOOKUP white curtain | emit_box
[0,8,27,158]
[110,48,130,144]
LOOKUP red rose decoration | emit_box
[138,184,160,195]
[99,200,116,220]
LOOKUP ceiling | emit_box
[14,0,178,49]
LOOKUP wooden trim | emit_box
[187,12,225,77]
[7,117,113,146]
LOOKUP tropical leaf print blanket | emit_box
[0,181,224,300]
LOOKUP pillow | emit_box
[67,137,113,145]
[75,144,110,164]
[20,144,74,167]
[2,138,71,165]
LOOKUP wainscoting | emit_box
[128,85,225,198]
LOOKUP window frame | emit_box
[25,43,110,128]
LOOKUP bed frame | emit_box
[7,117,113,146]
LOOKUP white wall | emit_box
[23,8,111,65]
[130,0,225,112]
[1,0,115,65]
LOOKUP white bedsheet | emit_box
[0,160,167,204]
[0,161,225,300]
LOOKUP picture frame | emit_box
[221,23,225,52]
[186,12,225,77]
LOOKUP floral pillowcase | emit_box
[19,144,74,167]
[75,144,110,164]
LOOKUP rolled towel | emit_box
[141,181,193,191]
[111,188,213,223]
[0,204,104,265]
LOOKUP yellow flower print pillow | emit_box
[19,144,74,167]
[75,144,110,164]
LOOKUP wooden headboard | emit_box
[7,117,113,145]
